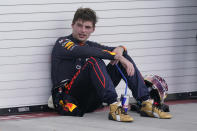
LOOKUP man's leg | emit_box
[69,57,133,121]
[106,54,149,102]
[106,54,172,119]
[69,57,118,108]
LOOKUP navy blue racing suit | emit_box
[51,34,149,114]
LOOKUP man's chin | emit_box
[77,37,87,42]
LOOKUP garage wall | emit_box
[0,0,197,108]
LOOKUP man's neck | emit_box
[70,34,87,45]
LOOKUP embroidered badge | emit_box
[103,50,116,55]
[61,39,75,50]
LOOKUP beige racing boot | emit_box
[140,99,172,119]
[108,102,134,122]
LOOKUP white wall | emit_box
[0,0,197,108]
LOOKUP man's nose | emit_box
[81,26,86,32]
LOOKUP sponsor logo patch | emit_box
[103,50,116,55]
[61,39,75,50]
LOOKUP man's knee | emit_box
[88,57,105,65]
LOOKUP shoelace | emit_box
[115,106,127,115]
[152,104,162,114]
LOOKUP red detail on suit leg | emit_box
[88,61,105,88]
[90,57,106,88]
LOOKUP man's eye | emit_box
[86,26,91,29]
[77,24,82,27]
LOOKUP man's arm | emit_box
[54,38,116,60]
[114,54,135,76]
[88,42,134,76]
[110,46,125,65]
[110,46,134,76]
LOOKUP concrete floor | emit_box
[0,102,197,131]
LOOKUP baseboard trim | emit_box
[0,105,52,116]
[166,91,197,101]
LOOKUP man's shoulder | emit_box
[56,35,71,43]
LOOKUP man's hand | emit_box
[110,46,124,65]
[114,55,135,76]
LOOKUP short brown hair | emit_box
[72,8,97,27]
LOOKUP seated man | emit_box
[51,7,172,122]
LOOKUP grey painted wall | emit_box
[0,0,197,108]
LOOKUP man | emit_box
[51,7,172,122]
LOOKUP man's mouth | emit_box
[79,34,86,38]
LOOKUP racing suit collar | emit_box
[68,34,87,46]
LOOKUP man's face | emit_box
[72,19,95,43]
